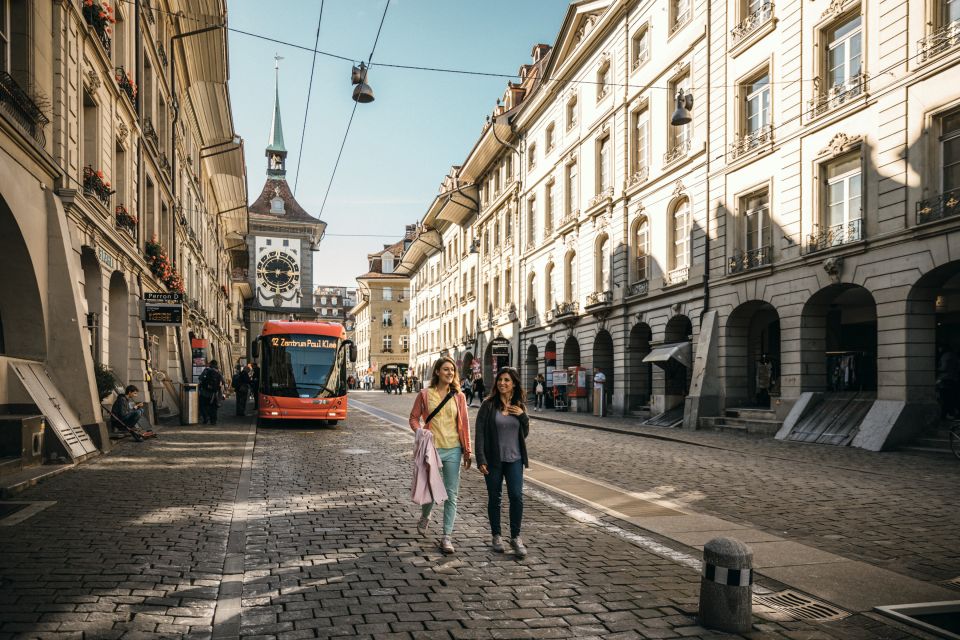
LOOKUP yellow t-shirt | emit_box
[427,388,460,449]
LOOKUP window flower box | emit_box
[83,166,114,207]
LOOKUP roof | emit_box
[266,79,286,154]
[249,178,320,223]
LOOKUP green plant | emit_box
[94,363,119,400]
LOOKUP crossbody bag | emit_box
[423,389,456,427]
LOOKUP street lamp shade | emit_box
[351,63,375,103]
[671,89,693,126]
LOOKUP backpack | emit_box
[200,369,220,393]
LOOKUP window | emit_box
[401,336,409,352]
[383,286,392,301]
[546,180,556,232]
[596,237,610,291]
[634,218,649,281]
[320,308,327,316]
[494,219,500,246]
[744,72,770,136]
[382,335,392,352]
[672,0,691,32]
[545,263,554,309]
[82,89,99,171]
[483,228,490,254]
[566,94,578,130]
[527,142,536,169]
[672,199,690,269]
[493,275,501,309]
[382,252,394,273]
[632,25,650,70]
[566,161,578,215]
[546,122,555,151]
[822,153,862,244]
[633,107,649,175]
[945,0,960,26]
[403,310,410,327]
[943,109,960,195]
[826,14,863,95]
[596,61,610,100]
[505,267,512,304]
[743,190,770,254]
[597,136,611,192]
[564,252,576,302]
[527,197,536,244]
[505,211,512,239]
[0,0,9,73]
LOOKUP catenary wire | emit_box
[293,0,324,196]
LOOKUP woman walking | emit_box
[533,373,546,411]
[474,367,529,558]
[408,356,472,554]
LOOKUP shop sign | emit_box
[491,337,510,357]
[97,247,114,269]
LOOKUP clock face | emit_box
[256,250,300,293]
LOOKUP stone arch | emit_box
[664,314,693,396]
[724,301,781,408]
[80,247,103,364]
[0,195,46,359]
[525,343,539,390]
[800,284,877,393]
[108,271,130,384]
[905,260,960,406]
[563,335,581,368]
[629,322,653,410]
[593,329,614,407]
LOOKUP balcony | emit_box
[663,138,692,166]
[0,71,49,147]
[587,187,614,211]
[806,219,863,253]
[919,19,960,61]
[81,1,113,54]
[382,347,394,353]
[632,49,649,72]
[728,246,771,274]
[916,189,960,225]
[114,205,137,239]
[83,166,113,208]
[671,8,691,34]
[629,280,649,297]
[231,267,249,282]
[525,314,538,328]
[462,332,475,346]
[730,2,774,47]
[665,266,689,286]
[628,166,649,188]
[143,117,159,147]
[808,73,866,117]
[557,210,579,231]
[729,124,774,161]
[585,290,612,308]
[548,301,579,322]
[115,67,137,105]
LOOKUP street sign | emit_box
[144,292,184,303]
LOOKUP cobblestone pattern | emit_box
[359,392,960,585]
[238,401,912,639]
[0,421,250,639]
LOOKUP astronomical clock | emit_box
[254,236,301,308]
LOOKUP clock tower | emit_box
[245,58,326,340]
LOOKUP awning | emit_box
[203,142,247,235]
[458,114,516,183]
[435,185,479,226]
[642,342,691,369]
[395,229,442,275]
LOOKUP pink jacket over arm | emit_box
[408,388,472,457]
[411,427,447,505]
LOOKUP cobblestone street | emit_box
[0,394,951,639]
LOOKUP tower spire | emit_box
[266,53,287,178]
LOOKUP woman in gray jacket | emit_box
[474,366,530,558]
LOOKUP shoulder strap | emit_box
[424,389,456,427]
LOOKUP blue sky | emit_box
[227,0,569,287]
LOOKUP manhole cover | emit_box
[753,590,850,622]
[340,448,370,455]
[876,601,960,639]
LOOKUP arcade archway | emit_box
[629,323,652,410]
[800,284,877,393]
[108,272,129,384]
[725,301,781,408]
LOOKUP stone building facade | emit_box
[0,0,246,466]
[313,285,356,324]
[353,233,413,388]
[403,0,960,450]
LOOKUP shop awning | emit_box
[642,342,691,369]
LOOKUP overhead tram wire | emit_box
[316,0,391,222]
[293,0,324,195]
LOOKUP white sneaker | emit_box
[440,535,455,554]
[491,535,505,553]
[417,514,430,535]
[511,536,527,558]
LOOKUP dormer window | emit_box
[382,252,395,273]
[270,196,284,214]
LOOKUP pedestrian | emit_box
[462,375,474,406]
[408,356,472,554]
[593,368,607,416]
[534,373,545,411]
[473,375,486,402]
[111,384,146,432]
[938,348,960,419]
[198,360,225,425]
[250,364,260,409]
[235,363,252,416]
[474,366,529,558]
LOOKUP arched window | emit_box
[564,251,577,302]
[634,217,649,282]
[671,199,690,270]
[595,235,610,292]
[544,263,554,310]
[526,271,537,319]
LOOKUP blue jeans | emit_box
[422,446,462,535]
[484,460,524,539]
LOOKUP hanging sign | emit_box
[142,292,183,326]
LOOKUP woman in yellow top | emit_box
[408,356,472,554]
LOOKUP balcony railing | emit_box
[663,138,692,165]
[143,117,159,147]
[728,246,771,274]
[0,71,49,147]
[632,48,649,71]
[806,219,863,252]
[629,280,649,297]
[549,301,579,321]
[671,8,692,34]
[729,124,773,161]
[81,1,112,54]
[588,187,614,210]
[730,2,774,46]
[808,73,866,117]
[558,210,579,229]
[156,46,168,67]
[115,66,137,105]
[382,347,394,353]
[585,290,612,307]
[919,19,960,61]
[665,266,689,286]
[382,319,393,327]
[916,189,960,225]
[526,314,538,328]
[628,166,649,188]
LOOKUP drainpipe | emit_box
[701,1,712,322]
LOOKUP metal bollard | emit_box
[698,536,753,633]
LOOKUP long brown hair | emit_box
[487,366,526,410]
[429,356,461,393]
